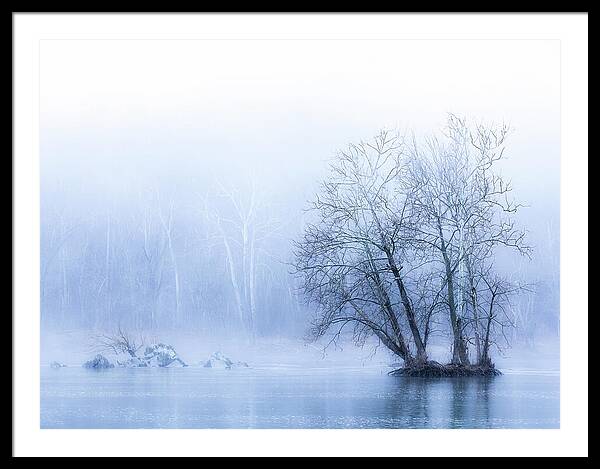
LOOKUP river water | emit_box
[40,366,559,428]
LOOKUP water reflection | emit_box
[41,368,557,429]
[386,376,495,428]
[476,377,493,425]
[384,377,430,427]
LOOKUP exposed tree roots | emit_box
[389,360,502,377]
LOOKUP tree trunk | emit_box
[248,233,257,340]
[383,247,427,363]
[364,243,414,364]
[349,299,412,363]
[218,220,246,331]
[466,261,482,364]
[438,219,469,366]
[480,290,497,367]
[166,231,180,327]
[105,211,111,327]
[444,257,470,365]
[481,315,493,367]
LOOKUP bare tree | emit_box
[405,115,530,365]
[202,179,281,339]
[40,203,79,326]
[294,130,428,366]
[134,189,169,330]
[474,272,529,366]
[157,192,181,327]
[91,326,146,358]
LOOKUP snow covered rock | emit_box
[50,361,66,369]
[83,354,114,369]
[143,343,187,367]
[203,351,249,369]
[116,356,148,368]
[202,351,232,369]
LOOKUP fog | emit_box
[40,39,560,363]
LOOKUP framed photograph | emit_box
[13,12,588,457]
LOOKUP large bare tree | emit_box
[294,130,428,366]
[295,117,531,374]
[405,115,530,365]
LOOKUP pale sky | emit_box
[40,39,560,249]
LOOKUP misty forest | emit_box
[41,113,560,428]
[41,115,558,359]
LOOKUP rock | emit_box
[203,351,233,369]
[203,351,249,369]
[50,361,66,369]
[143,343,187,367]
[116,356,147,368]
[83,354,114,369]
